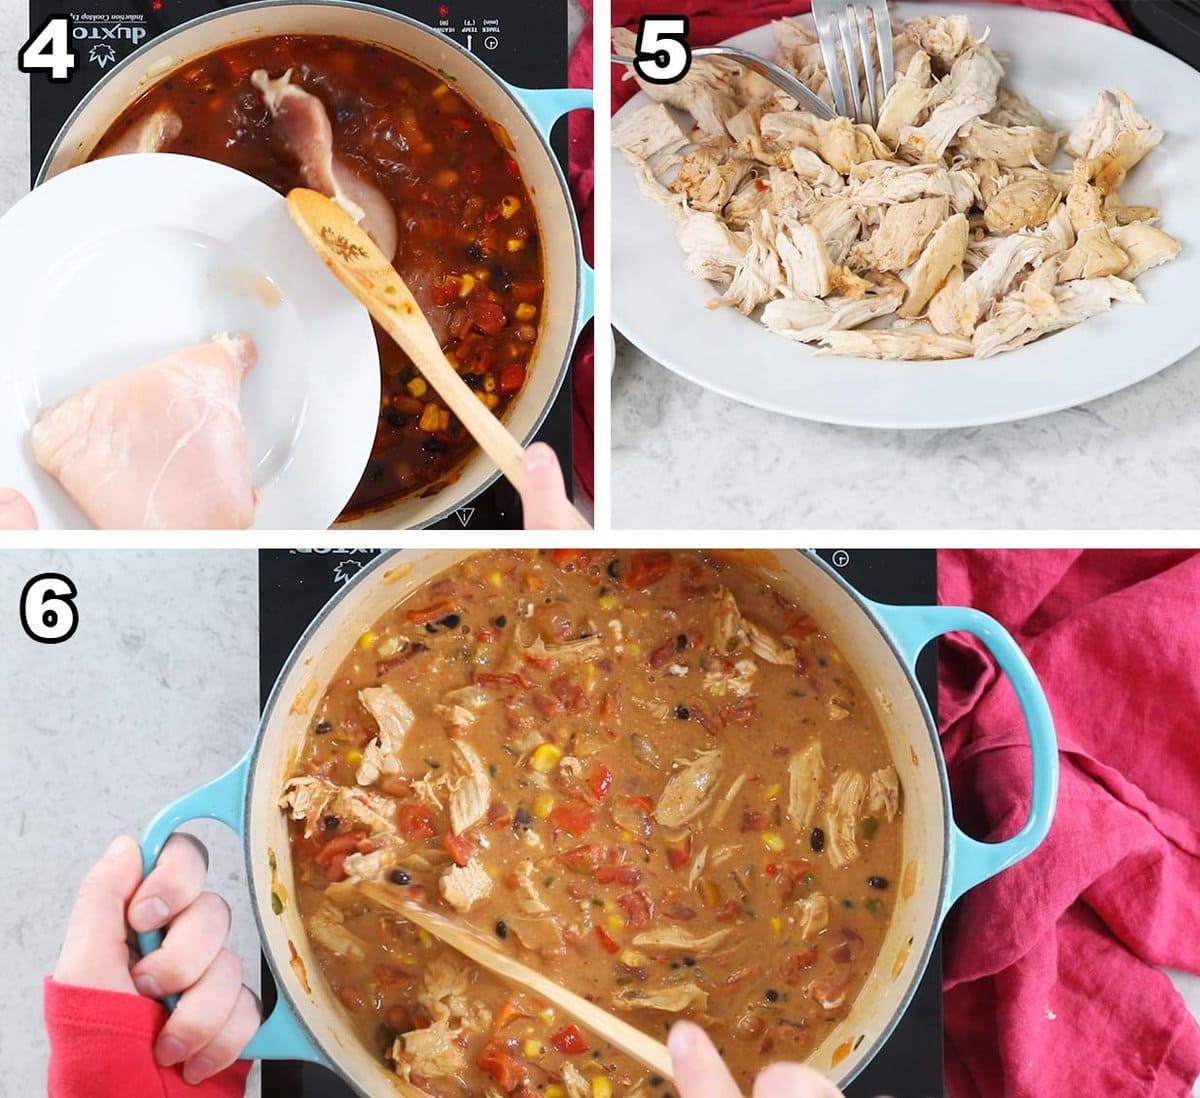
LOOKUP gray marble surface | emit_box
[0,549,1197,1098]
[611,333,1200,530]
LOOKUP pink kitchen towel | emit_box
[939,550,1200,1097]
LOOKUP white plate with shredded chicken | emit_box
[0,154,380,528]
[611,2,1200,427]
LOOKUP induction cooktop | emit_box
[257,548,945,1097]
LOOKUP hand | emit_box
[0,487,37,529]
[668,1022,846,1098]
[54,834,260,1085]
[520,442,586,529]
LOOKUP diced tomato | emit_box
[616,888,653,929]
[623,795,655,813]
[488,803,513,829]
[510,279,543,303]
[560,843,609,873]
[785,617,818,644]
[716,899,744,924]
[504,155,521,177]
[468,299,507,336]
[780,949,819,985]
[595,865,642,886]
[550,675,586,714]
[587,761,613,801]
[549,1025,590,1055]
[492,998,527,1034]
[375,963,410,988]
[449,116,473,132]
[622,551,673,589]
[396,804,438,841]
[594,925,620,954]
[599,685,622,721]
[498,364,527,394]
[314,832,368,867]
[464,163,483,185]
[431,276,462,307]
[665,833,693,871]
[475,625,501,644]
[405,600,456,625]
[326,852,349,882]
[718,699,758,725]
[551,548,590,570]
[740,809,768,832]
[531,691,563,719]
[649,637,677,670]
[550,803,597,838]
[442,831,476,867]
[476,1039,526,1091]
[475,671,523,690]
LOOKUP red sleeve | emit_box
[45,978,251,1098]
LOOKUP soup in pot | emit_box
[280,550,903,1095]
[92,35,545,517]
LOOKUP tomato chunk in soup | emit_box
[281,550,904,1095]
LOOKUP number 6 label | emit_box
[20,573,79,644]
[633,16,692,85]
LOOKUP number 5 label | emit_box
[19,16,78,83]
[20,573,80,644]
[633,15,692,85]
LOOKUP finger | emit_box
[520,443,576,530]
[0,487,37,529]
[668,1022,744,1098]
[128,833,209,933]
[54,836,143,994]
[182,985,261,1084]
[154,948,244,1067]
[753,1064,846,1098]
[131,890,230,999]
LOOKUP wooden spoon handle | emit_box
[359,882,675,1082]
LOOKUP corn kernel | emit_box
[346,748,363,765]
[545,1088,566,1098]
[514,303,537,321]
[763,832,786,853]
[419,404,440,432]
[484,373,497,393]
[487,570,503,589]
[606,914,624,932]
[417,929,432,948]
[532,792,556,818]
[538,1008,556,1025]
[626,641,642,657]
[500,195,522,219]
[593,1078,614,1098]
[405,377,428,398]
[598,595,618,611]
[506,237,526,253]
[581,664,598,692]
[457,273,476,298]
[618,829,634,843]
[356,630,377,650]
[770,917,784,934]
[432,82,450,99]
[483,392,499,410]
[522,1038,543,1058]
[474,268,490,282]
[530,743,562,773]
[699,879,722,908]
[619,948,649,968]
[763,783,782,801]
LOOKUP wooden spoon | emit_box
[286,188,589,529]
[358,881,676,1083]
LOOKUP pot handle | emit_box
[138,753,327,1066]
[867,602,1058,913]
[506,84,596,337]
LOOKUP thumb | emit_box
[753,1063,846,1098]
[54,835,144,994]
[668,1022,744,1098]
[0,487,37,529]
[520,443,577,530]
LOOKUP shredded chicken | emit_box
[655,749,724,827]
[438,859,492,912]
[356,685,415,786]
[448,742,490,835]
[279,777,395,839]
[824,771,868,868]
[866,766,902,822]
[632,926,733,953]
[613,983,709,1013]
[796,892,830,940]
[308,900,367,961]
[788,743,824,831]
[615,13,1175,360]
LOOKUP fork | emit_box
[811,0,895,126]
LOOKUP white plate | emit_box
[612,2,1200,428]
[0,154,380,528]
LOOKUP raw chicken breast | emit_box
[31,334,258,530]
[96,106,182,157]
[252,69,398,260]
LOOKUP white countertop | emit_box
[0,550,1197,1098]
[611,334,1200,530]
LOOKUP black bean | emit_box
[841,898,854,909]
[412,642,429,653]
[383,409,407,429]
[764,989,779,1002]
[314,720,333,735]
[606,558,621,581]
[495,919,508,940]
[423,438,448,454]
[493,615,507,628]
[867,875,889,890]
[649,1077,665,1088]
[675,705,690,720]
[465,244,485,262]
[389,869,411,886]
[439,613,461,629]
[675,633,688,651]
[461,373,483,386]
[322,815,339,832]
[514,806,532,830]
[424,622,438,634]
[810,826,825,853]
[682,956,696,967]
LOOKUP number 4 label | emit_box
[633,15,692,85]
[20,573,79,644]
[19,16,78,83]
